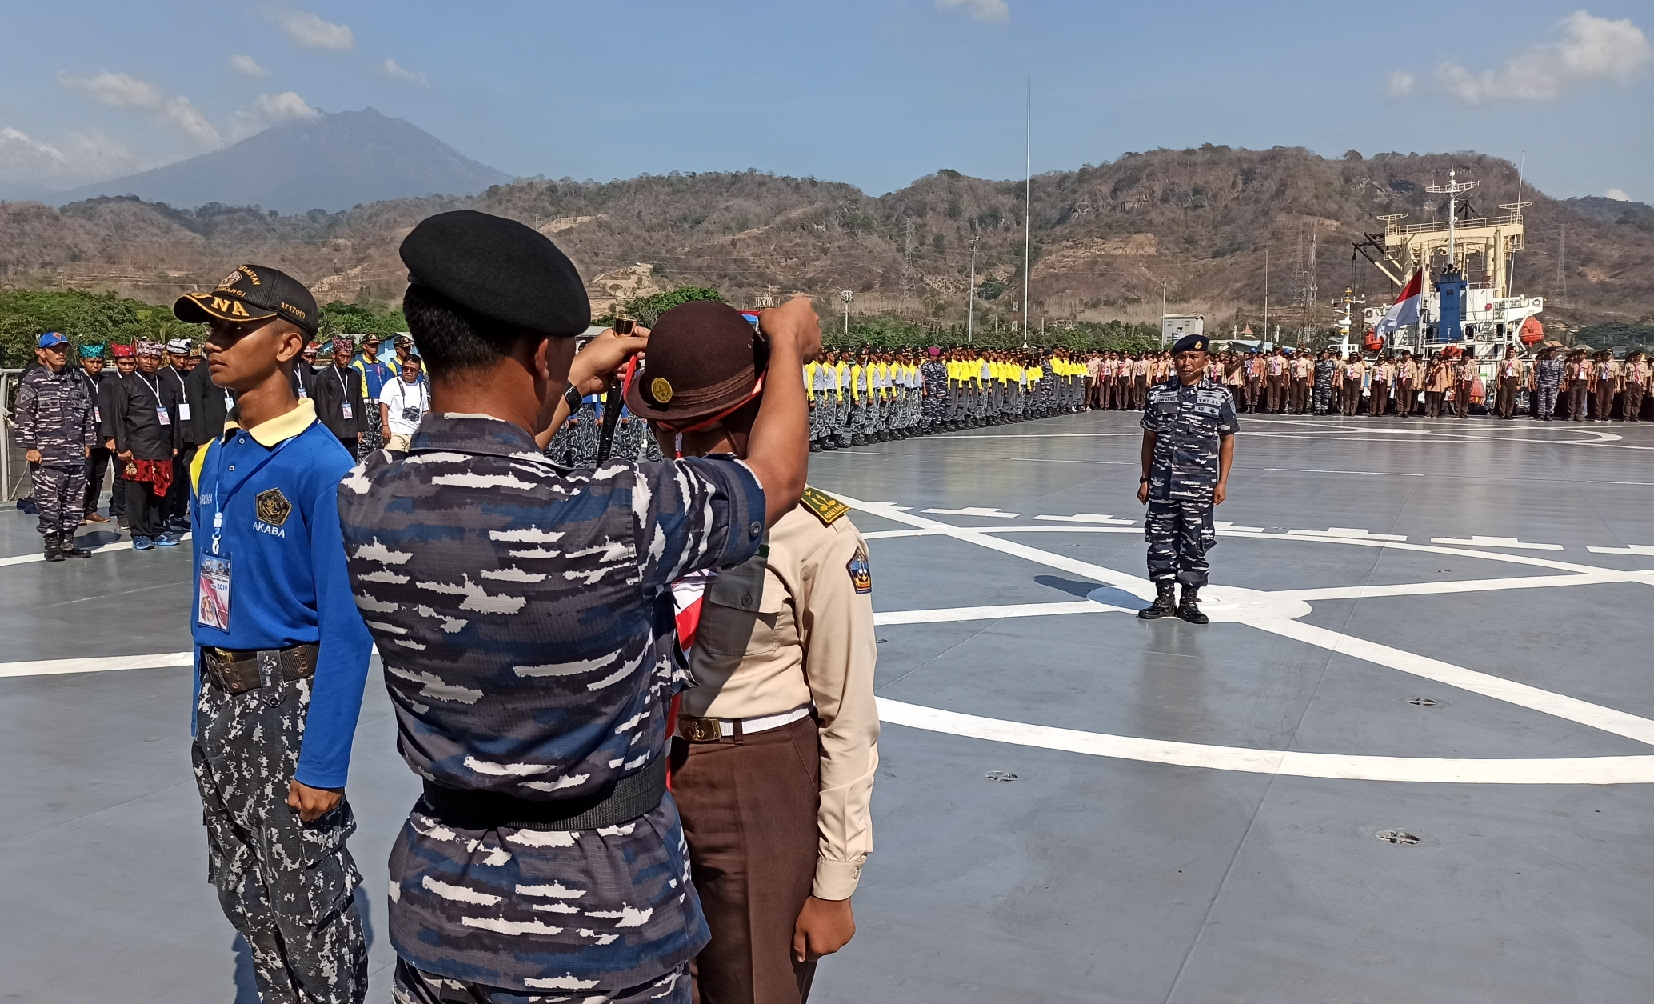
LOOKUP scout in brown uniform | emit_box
[1623,352,1649,422]
[626,302,880,1004]
[1594,350,1619,422]
[1368,355,1393,417]
[1454,350,1479,418]
[1394,352,1418,417]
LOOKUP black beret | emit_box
[399,210,590,337]
[1172,333,1210,354]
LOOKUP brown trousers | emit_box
[1625,384,1645,422]
[1596,384,1616,421]
[673,716,821,1004]
[1497,377,1520,418]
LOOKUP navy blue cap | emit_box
[1171,333,1209,354]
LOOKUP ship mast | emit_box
[1426,169,1478,272]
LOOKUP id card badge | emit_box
[93,406,101,423]
[197,553,232,631]
[178,402,192,421]
[296,382,308,399]
[157,407,172,426]
[341,401,353,419]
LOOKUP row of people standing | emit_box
[806,347,1091,449]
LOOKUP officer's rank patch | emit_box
[255,488,292,527]
[846,542,872,594]
[800,486,849,526]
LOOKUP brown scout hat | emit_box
[622,301,769,429]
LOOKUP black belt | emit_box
[419,755,667,832]
[201,643,317,695]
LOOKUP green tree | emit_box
[318,300,408,338]
[618,286,725,327]
[0,289,202,368]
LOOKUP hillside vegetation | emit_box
[2,147,1649,338]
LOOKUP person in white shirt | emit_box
[377,354,429,451]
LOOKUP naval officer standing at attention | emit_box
[1136,333,1237,625]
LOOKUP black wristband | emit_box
[564,384,583,412]
[1139,475,1150,483]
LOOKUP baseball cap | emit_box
[174,264,319,335]
[38,332,68,348]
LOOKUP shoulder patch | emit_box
[800,486,849,526]
[846,542,872,594]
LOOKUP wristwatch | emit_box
[563,383,583,412]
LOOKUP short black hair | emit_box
[403,284,537,376]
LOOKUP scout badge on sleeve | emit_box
[847,542,873,594]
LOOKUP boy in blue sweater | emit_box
[177,265,374,1004]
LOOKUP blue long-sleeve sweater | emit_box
[189,398,373,788]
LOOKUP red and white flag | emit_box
[1375,269,1423,338]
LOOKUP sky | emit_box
[1,1,1650,202]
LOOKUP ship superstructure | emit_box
[1354,170,1544,355]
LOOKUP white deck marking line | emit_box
[875,600,1127,626]
[0,532,193,568]
[1034,513,1135,524]
[834,493,1654,749]
[1262,468,1424,477]
[1276,571,1649,601]
[1588,544,1654,555]
[0,651,195,679]
[920,507,1019,519]
[876,699,1654,785]
[1431,536,1564,551]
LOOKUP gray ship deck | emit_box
[4,411,1653,1003]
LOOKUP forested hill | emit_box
[2,146,1649,330]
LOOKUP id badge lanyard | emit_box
[209,436,295,555]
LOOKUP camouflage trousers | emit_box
[1145,497,1217,588]
[393,959,689,1004]
[30,462,87,536]
[192,669,367,1004]
[363,405,385,455]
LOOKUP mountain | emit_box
[47,108,513,214]
[1564,196,1654,235]
[4,146,1651,328]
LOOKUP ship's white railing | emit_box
[1385,213,1524,236]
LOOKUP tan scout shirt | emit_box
[686,492,880,900]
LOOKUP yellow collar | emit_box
[222,398,317,447]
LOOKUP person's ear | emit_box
[274,323,305,365]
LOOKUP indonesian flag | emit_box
[1375,269,1423,338]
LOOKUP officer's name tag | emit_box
[178,402,191,421]
[198,554,231,631]
[157,407,171,426]
[341,401,353,419]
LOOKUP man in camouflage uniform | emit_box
[13,331,98,560]
[920,347,947,433]
[338,212,816,1004]
[1534,346,1563,420]
[1136,333,1237,625]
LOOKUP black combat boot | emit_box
[43,533,66,562]
[1138,581,1176,619]
[60,533,93,558]
[1178,585,1209,624]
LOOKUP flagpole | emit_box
[1022,76,1031,338]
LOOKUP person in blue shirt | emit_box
[175,264,374,1004]
[351,335,396,451]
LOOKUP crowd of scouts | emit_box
[1084,344,1651,421]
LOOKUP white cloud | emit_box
[231,54,271,77]
[1606,188,1630,201]
[936,0,1009,23]
[0,126,146,188]
[1385,70,1416,97]
[381,58,429,87]
[59,71,222,146]
[1433,10,1649,105]
[266,6,355,51]
[229,91,322,139]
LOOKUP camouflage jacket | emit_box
[13,365,96,466]
[337,414,764,993]
[1142,377,1238,502]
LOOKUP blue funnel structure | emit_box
[1435,266,1467,342]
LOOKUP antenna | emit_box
[1426,169,1479,270]
[1376,213,1406,229]
[1022,76,1032,336]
